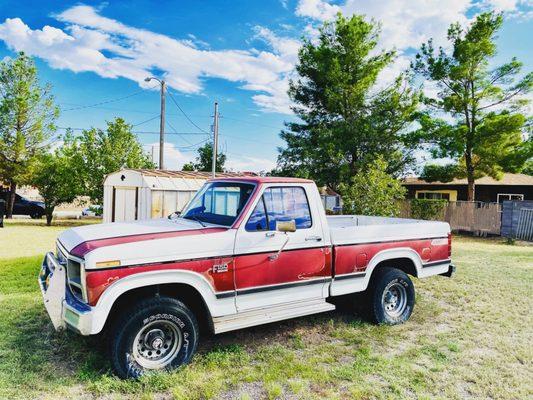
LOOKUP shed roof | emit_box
[128,169,250,179]
[402,173,533,186]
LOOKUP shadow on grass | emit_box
[1,300,366,390]
[3,218,100,228]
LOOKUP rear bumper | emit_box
[439,263,456,278]
[39,253,94,335]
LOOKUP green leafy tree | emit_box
[0,52,58,217]
[182,142,226,172]
[277,14,419,191]
[339,158,406,216]
[28,145,81,226]
[411,12,532,200]
[67,118,154,205]
[522,158,533,175]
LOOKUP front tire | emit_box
[366,267,415,325]
[109,297,199,379]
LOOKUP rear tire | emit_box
[365,267,415,325]
[109,296,199,379]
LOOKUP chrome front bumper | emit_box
[39,252,94,335]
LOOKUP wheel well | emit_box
[372,258,418,278]
[103,283,213,335]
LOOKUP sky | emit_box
[0,0,531,172]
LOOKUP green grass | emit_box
[0,221,532,399]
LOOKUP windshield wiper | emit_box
[186,214,206,227]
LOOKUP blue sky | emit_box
[0,0,531,172]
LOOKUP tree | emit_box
[67,118,154,205]
[0,52,58,217]
[28,145,80,226]
[339,158,406,216]
[522,158,533,175]
[182,142,226,172]
[277,14,419,191]
[411,12,532,200]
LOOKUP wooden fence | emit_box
[399,200,502,235]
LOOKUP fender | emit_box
[330,247,424,296]
[88,269,236,334]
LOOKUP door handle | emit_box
[305,235,322,242]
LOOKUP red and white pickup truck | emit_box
[40,176,454,378]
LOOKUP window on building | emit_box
[497,193,524,203]
[245,187,312,231]
[416,191,451,200]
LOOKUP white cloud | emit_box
[296,0,473,51]
[296,0,340,21]
[145,142,195,170]
[0,5,297,114]
[225,154,277,172]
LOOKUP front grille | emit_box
[57,244,87,302]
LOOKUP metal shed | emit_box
[103,169,245,223]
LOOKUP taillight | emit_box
[447,233,452,258]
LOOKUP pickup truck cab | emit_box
[39,176,454,378]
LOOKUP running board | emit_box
[213,299,335,334]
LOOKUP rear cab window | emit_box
[245,186,312,231]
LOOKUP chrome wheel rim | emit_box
[132,319,182,369]
[382,282,407,318]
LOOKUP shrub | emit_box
[339,158,406,217]
[410,198,447,220]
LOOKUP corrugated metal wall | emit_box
[501,201,533,241]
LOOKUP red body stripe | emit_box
[85,239,448,306]
[85,256,234,306]
[334,238,449,276]
[70,227,227,258]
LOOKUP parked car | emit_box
[39,176,454,378]
[0,192,45,219]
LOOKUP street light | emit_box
[145,76,166,170]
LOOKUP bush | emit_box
[339,158,406,217]
[410,198,447,220]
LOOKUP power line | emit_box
[220,115,282,130]
[58,102,212,118]
[60,86,157,112]
[167,90,210,134]
[55,126,206,135]
[132,115,161,127]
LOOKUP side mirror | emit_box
[168,211,181,220]
[269,220,296,261]
[276,220,296,233]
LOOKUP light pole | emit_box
[212,102,219,179]
[145,77,166,169]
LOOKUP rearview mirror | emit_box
[276,220,296,233]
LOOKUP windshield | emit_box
[181,181,255,226]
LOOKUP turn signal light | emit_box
[95,260,121,268]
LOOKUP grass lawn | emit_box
[0,220,532,399]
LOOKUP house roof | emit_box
[402,173,533,186]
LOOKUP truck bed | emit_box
[327,215,450,246]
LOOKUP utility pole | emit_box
[144,76,166,169]
[159,80,166,170]
[212,102,219,179]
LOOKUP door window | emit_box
[245,187,312,231]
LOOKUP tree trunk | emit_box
[6,181,16,219]
[45,208,54,226]
[466,172,475,201]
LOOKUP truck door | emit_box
[233,185,330,311]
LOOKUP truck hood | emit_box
[58,218,226,258]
